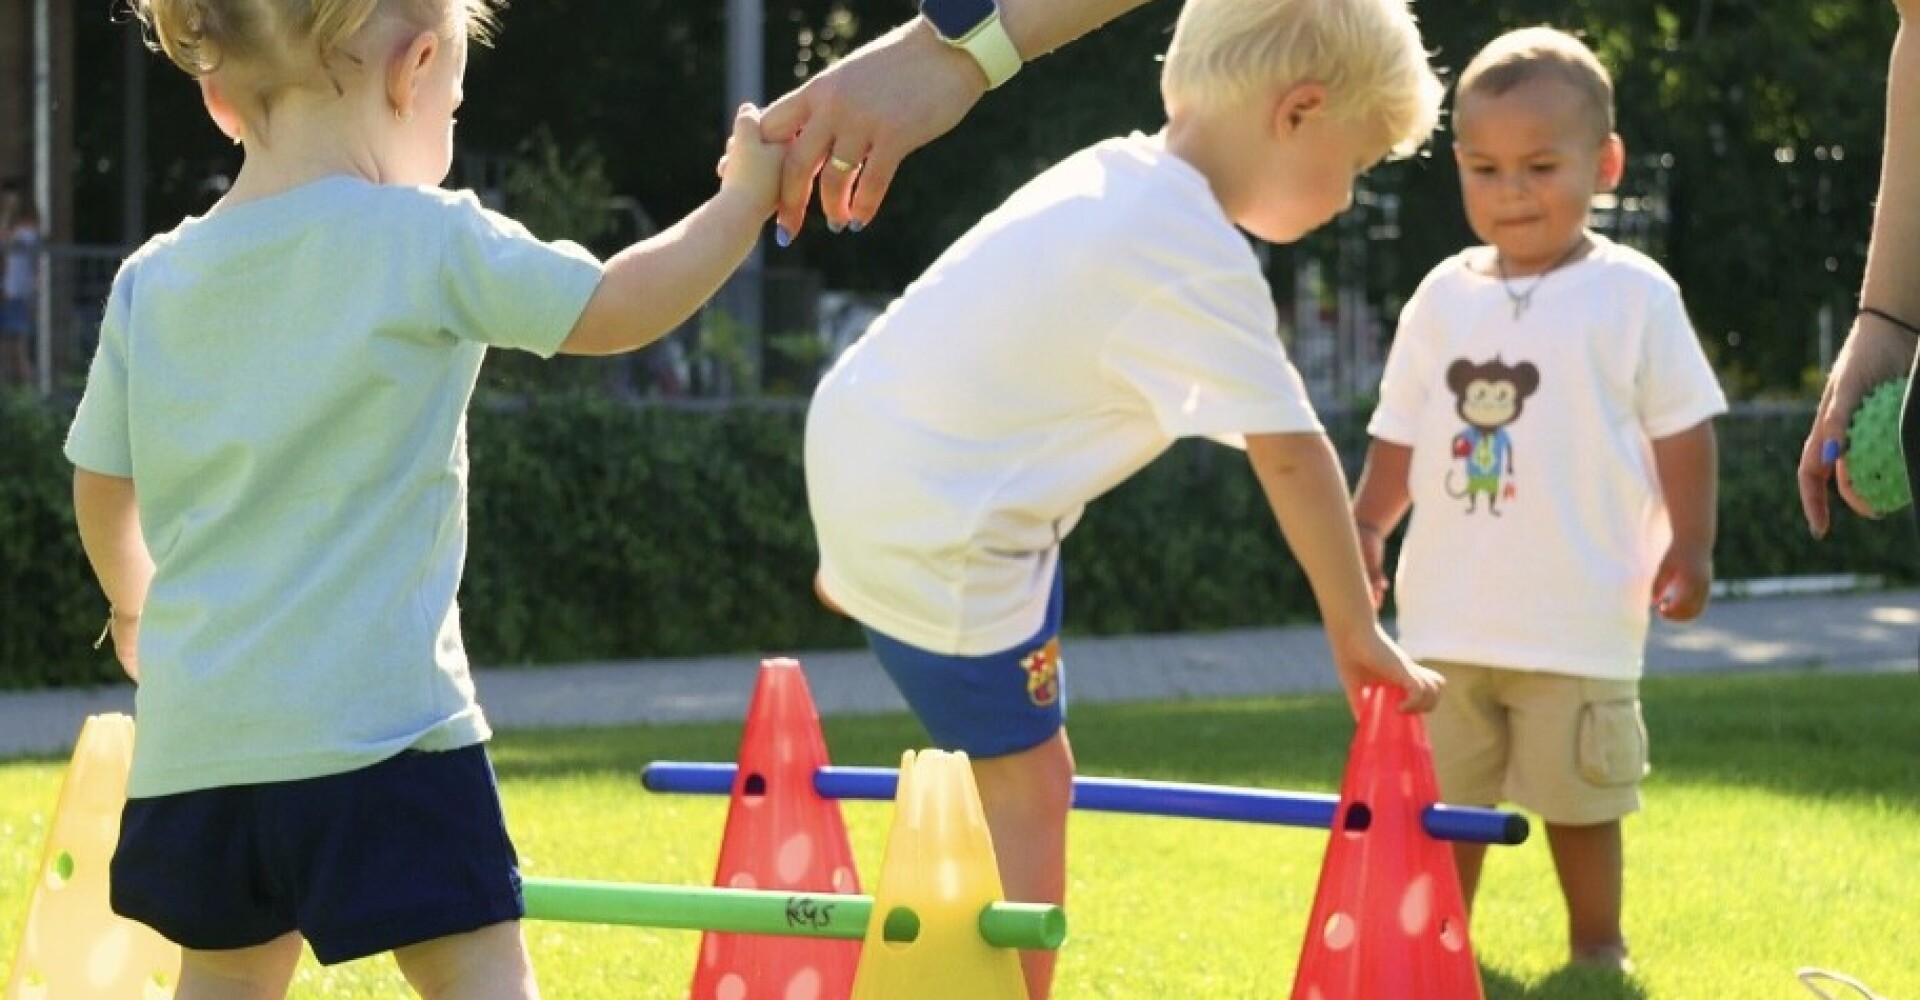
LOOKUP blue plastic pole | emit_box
[642,762,1528,845]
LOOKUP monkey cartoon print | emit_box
[1444,357,1539,514]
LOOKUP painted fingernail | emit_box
[848,219,865,234]
[775,224,793,248]
[827,219,845,235]
[1820,439,1842,465]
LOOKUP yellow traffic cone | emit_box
[5,714,180,1000]
[848,749,1029,1000]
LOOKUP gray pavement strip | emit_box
[1,590,1913,760]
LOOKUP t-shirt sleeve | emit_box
[436,193,604,358]
[1636,287,1728,438]
[1366,283,1436,446]
[64,265,134,477]
[1100,271,1321,441]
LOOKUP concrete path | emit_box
[2,589,1913,759]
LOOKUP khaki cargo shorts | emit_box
[1424,662,1648,826]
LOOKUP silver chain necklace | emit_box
[1495,238,1590,320]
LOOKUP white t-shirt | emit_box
[1368,236,1727,679]
[65,177,602,796]
[806,132,1321,656]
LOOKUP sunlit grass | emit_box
[2,671,1915,999]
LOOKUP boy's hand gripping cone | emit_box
[849,749,1036,1000]
[689,658,862,1000]
[1290,686,1484,1000]
[5,714,180,1000]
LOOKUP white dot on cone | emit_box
[1322,912,1357,951]
[1399,874,1434,934]
[717,972,748,1000]
[777,832,815,883]
[784,967,822,1000]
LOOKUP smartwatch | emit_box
[919,0,1023,90]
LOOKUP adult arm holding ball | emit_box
[1800,0,1920,534]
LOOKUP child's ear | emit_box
[1272,82,1329,136]
[384,29,440,120]
[1595,133,1626,192]
[198,77,247,144]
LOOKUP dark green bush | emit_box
[4,394,1912,689]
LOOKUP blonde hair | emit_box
[1455,27,1614,145]
[1160,0,1444,158]
[130,0,497,114]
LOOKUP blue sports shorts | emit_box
[110,744,523,965]
[864,565,1067,759]
[0,298,28,338]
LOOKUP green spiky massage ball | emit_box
[1848,376,1911,514]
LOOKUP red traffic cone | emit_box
[1290,684,1483,1000]
[688,658,863,1000]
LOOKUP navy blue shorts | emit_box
[110,744,523,966]
[864,565,1067,759]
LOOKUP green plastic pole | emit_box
[522,877,1066,950]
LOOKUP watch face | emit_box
[921,0,998,41]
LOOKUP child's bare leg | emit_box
[394,921,540,1000]
[1544,819,1628,967]
[1450,840,1490,912]
[177,932,303,1000]
[970,729,1076,1000]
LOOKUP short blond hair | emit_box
[1455,27,1614,145]
[132,0,497,81]
[1160,0,1444,158]
[131,0,497,138]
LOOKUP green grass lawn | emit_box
[2,670,1916,999]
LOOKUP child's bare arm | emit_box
[1651,420,1718,621]
[1245,432,1442,712]
[560,107,781,356]
[1350,439,1414,609]
[73,468,153,680]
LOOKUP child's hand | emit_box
[717,104,783,217]
[1329,622,1442,714]
[1355,524,1390,611]
[1651,545,1712,621]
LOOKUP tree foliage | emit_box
[65,0,1899,396]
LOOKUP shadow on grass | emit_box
[1482,962,1651,1000]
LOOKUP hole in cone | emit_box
[743,773,768,797]
[1341,803,1373,832]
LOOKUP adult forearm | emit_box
[73,469,153,613]
[1000,0,1154,59]
[1654,423,1719,556]
[1860,15,1920,320]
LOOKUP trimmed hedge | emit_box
[4,391,1912,689]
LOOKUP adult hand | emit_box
[761,20,988,240]
[1797,312,1917,536]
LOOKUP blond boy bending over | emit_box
[804,2,1447,997]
